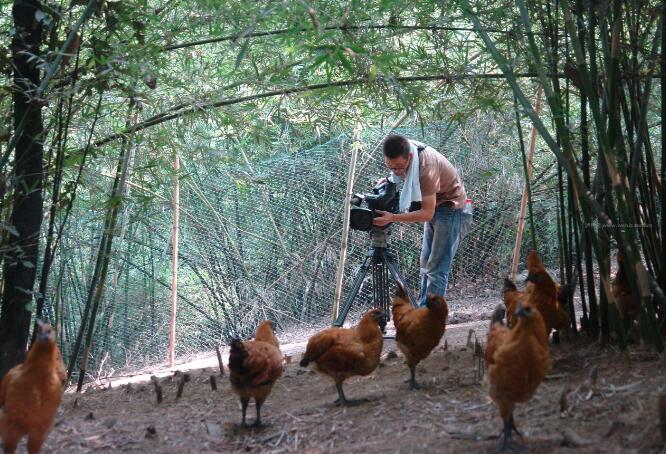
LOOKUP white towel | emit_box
[389,140,422,213]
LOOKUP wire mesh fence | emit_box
[45,119,562,381]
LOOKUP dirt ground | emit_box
[32,304,666,454]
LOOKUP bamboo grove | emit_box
[0,0,665,383]
[463,0,666,349]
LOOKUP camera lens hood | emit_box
[349,206,374,231]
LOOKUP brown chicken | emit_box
[525,250,570,336]
[392,285,448,390]
[0,321,66,454]
[611,253,640,331]
[228,320,283,427]
[299,308,384,406]
[485,301,550,452]
[504,274,575,330]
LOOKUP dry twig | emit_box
[659,394,666,445]
[150,375,163,404]
[176,372,191,398]
[216,346,225,376]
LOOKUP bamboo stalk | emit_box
[76,134,134,390]
[510,86,543,280]
[168,151,180,367]
[34,21,88,329]
[565,181,578,334]
[552,13,572,335]
[164,23,552,52]
[571,196,588,329]
[69,102,137,387]
[34,105,67,328]
[466,0,663,348]
[333,122,361,323]
[661,0,666,318]
[578,0,598,337]
[512,91,537,252]
[557,165,566,282]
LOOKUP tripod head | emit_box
[369,226,390,250]
[334,224,417,329]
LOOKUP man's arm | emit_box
[373,194,436,226]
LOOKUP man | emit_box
[373,134,469,306]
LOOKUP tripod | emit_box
[333,228,417,333]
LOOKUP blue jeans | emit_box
[418,205,462,306]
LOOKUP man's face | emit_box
[384,154,412,177]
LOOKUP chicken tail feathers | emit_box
[228,339,247,374]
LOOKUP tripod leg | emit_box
[334,255,372,327]
[372,259,389,332]
[386,259,418,307]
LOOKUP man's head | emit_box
[383,134,412,177]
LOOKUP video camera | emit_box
[349,179,400,231]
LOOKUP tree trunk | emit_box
[659,2,666,330]
[0,0,44,379]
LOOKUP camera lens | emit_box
[349,207,374,231]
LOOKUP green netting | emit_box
[45,119,561,381]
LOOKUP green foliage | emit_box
[3,0,664,378]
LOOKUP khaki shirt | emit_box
[413,141,467,208]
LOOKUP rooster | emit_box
[524,250,571,337]
[505,270,576,332]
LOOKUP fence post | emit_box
[333,123,361,324]
[511,85,543,279]
[168,150,180,367]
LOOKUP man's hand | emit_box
[373,210,394,227]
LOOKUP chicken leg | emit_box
[252,398,266,428]
[492,413,523,453]
[239,397,250,427]
[333,382,368,406]
[406,366,422,390]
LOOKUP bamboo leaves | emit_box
[462,0,664,350]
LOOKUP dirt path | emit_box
[37,322,665,453]
[74,317,489,390]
